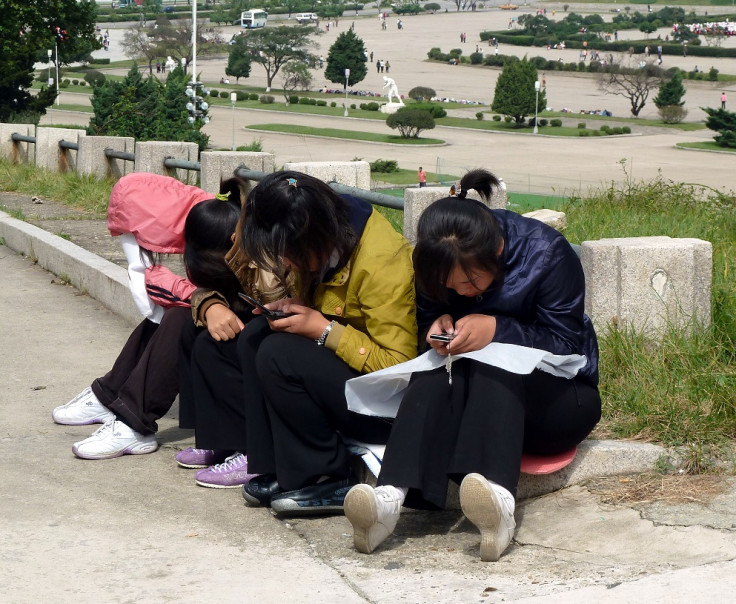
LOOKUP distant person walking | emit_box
[418,166,427,188]
[722,92,728,109]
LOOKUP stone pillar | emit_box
[581,236,712,337]
[77,135,135,180]
[35,127,86,172]
[523,209,567,232]
[134,141,199,184]
[0,123,35,164]
[200,151,275,195]
[403,186,447,245]
[283,161,370,190]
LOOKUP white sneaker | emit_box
[460,473,516,562]
[52,387,115,426]
[344,484,403,554]
[72,419,158,460]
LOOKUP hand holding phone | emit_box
[238,292,291,319]
[429,333,455,343]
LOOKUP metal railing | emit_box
[11,133,36,144]
[235,167,404,211]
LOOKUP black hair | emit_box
[413,169,504,302]
[183,176,245,303]
[239,170,357,301]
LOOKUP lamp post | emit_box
[533,79,540,134]
[344,68,350,117]
[54,42,60,106]
[231,92,237,151]
[47,49,53,87]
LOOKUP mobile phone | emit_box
[429,333,455,343]
[238,292,290,319]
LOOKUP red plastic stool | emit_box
[520,447,577,475]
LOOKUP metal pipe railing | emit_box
[235,167,405,211]
[163,157,201,172]
[104,148,135,162]
[59,140,78,151]
[11,133,36,144]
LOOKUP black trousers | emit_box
[239,318,393,491]
[377,359,601,508]
[91,306,191,435]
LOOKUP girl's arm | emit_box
[145,265,197,308]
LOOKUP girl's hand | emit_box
[426,314,455,357]
[205,304,245,342]
[448,314,496,354]
[266,303,330,340]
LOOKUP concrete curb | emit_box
[0,210,140,326]
[0,209,668,500]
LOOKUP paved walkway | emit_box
[3,191,736,601]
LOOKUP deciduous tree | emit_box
[599,58,663,117]
[243,25,318,91]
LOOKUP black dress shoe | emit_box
[270,476,357,517]
[241,473,283,507]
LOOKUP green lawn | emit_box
[676,141,736,153]
[372,168,460,186]
[245,124,445,145]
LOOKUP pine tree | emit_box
[324,28,368,88]
[654,70,686,108]
[491,58,546,125]
[226,36,252,84]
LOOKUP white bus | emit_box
[240,9,268,29]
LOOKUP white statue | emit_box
[165,56,176,72]
[382,76,404,105]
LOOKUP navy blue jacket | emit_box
[417,209,599,386]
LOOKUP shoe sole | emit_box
[270,498,346,516]
[72,442,159,460]
[460,473,503,562]
[344,484,380,554]
[195,480,247,489]
[177,461,209,469]
[241,489,268,506]
[52,414,114,426]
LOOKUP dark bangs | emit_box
[413,197,504,302]
[240,171,355,286]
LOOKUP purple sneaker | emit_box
[195,453,257,489]
[176,447,233,469]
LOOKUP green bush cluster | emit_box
[408,86,437,101]
[492,114,502,121]
[259,95,274,104]
[370,159,399,173]
[298,97,318,105]
[59,80,70,88]
[235,91,247,101]
[84,71,106,87]
[476,112,484,121]
[220,90,230,98]
[248,93,259,101]
[316,100,327,106]
[600,125,633,135]
[289,95,300,104]
[359,102,380,111]
[411,102,447,119]
[550,118,562,127]
[210,89,219,97]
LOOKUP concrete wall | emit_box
[134,141,199,184]
[283,160,371,189]
[200,151,275,195]
[0,123,35,164]
[77,135,135,180]
[35,127,86,172]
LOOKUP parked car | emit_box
[295,12,319,24]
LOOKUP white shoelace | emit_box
[210,453,247,473]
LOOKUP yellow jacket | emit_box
[318,209,418,374]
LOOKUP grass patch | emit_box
[56,104,93,113]
[371,168,460,186]
[542,112,706,131]
[507,192,569,212]
[437,116,617,137]
[677,141,736,153]
[246,124,445,145]
[564,165,736,459]
[0,159,113,215]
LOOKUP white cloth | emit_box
[120,233,165,324]
[345,342,587,419]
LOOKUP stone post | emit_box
[0,123,35,164]
[134,141,199,184]
[77,135,135,180]
[35,127,86,172]
[283,161,370,189]
[200,151,275,195]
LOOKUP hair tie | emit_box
[457,188,468,199]
[449,184,457,197]
[286,178,298,188]
[215,192,229,201]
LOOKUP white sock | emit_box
[375,485,408,504]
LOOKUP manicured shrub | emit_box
[579,130,590,136]
[248,93,259,101]
[622,126,631,134]
[316,100,327,106]
[330,101,337,107]
[298,97,310,104]
[360,102,380,111]
[59,80,70,88]
[539,118,548,126]
[469,52,483,65]
[504,115,513,123]
[577,122,586,129]
[235,91,247,101]
[370,159,399,173]
[83,70,106,86]
[600,125,610,133]
[492,114,502,121]
[259,94,275,104]
[350,104,356,109]
[476,112,484,120]
[220,90,230,98]
[289,95,299,104]
[210,89,220,97]
[72,79,79,85]
[550,118,562,127]
[408,86,436,101]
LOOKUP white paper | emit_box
[345,342,586,418]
